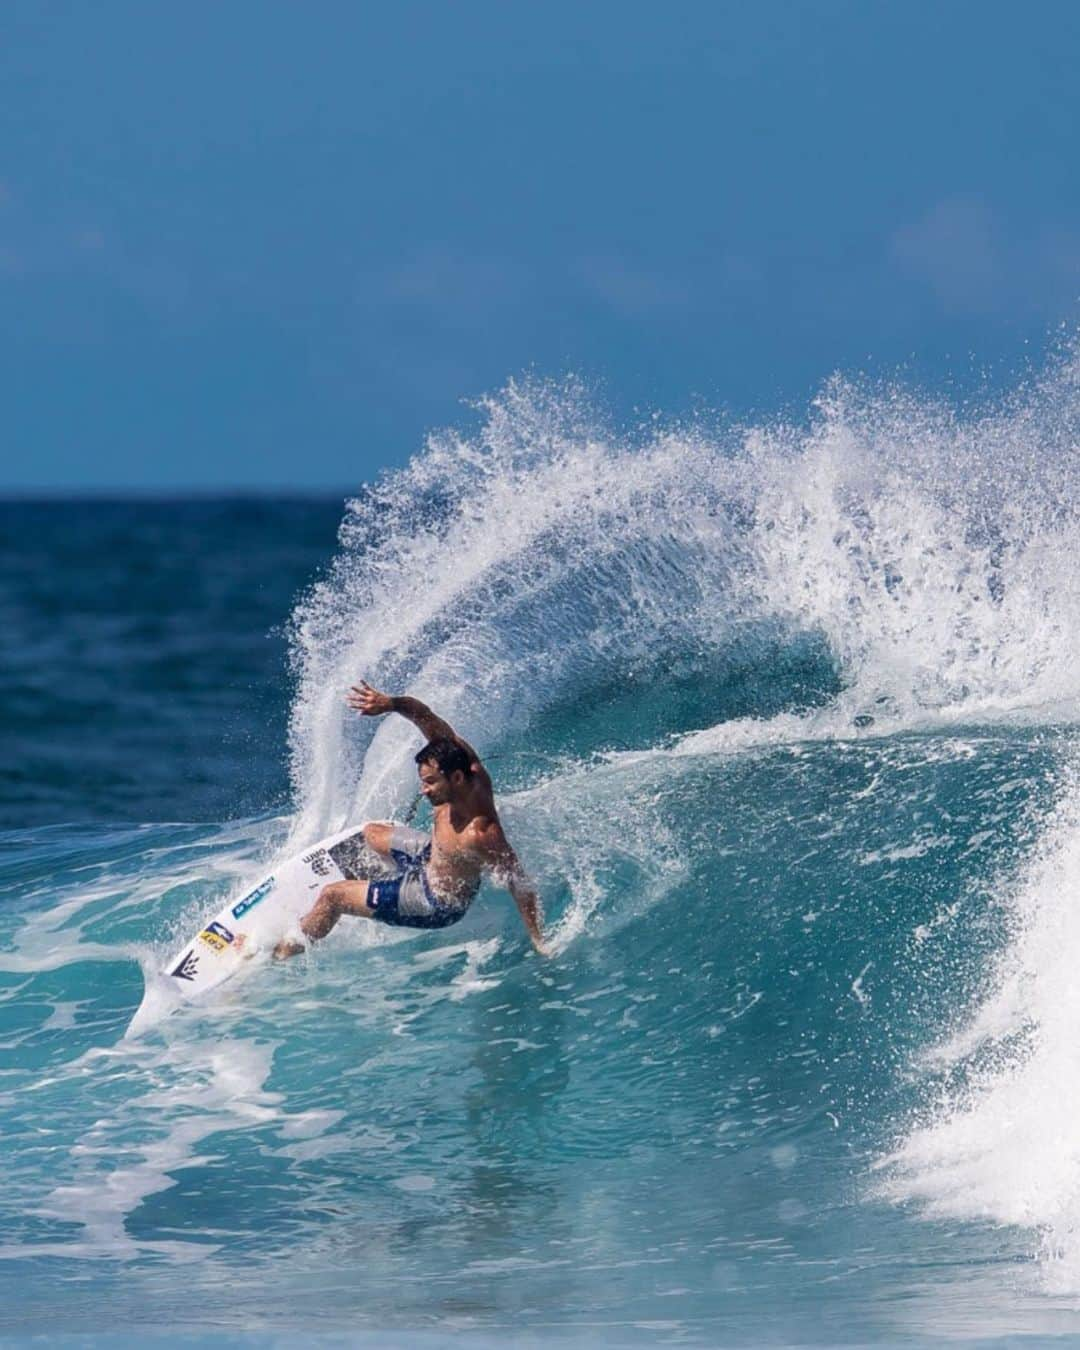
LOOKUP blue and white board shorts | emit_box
[365,826,472,930]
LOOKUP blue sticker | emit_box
[231,877,274,920]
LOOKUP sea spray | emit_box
[289,360,1080,850]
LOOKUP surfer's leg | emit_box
[302,879,374,938]
[272,880,373,958]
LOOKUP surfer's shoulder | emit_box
[467,812,505,856]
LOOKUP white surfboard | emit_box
[131,825,374,1031]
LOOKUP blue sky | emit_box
[4,1,1079,490]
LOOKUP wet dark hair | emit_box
[415,737,473,779]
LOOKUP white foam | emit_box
[878,761,1080,1289]
[2,1035,284,1263]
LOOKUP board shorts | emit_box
[365,825,475,930]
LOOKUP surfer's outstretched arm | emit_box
[492,843,549,956]
[347,681,483,769]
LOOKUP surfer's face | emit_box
[418,760,454,805]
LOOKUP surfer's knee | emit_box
[362,821,393,855]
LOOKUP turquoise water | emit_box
[8,372,1080,1344]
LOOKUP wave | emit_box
[280,356,1080,1302]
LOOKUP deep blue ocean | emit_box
[7,373,1080,1347]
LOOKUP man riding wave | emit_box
[274,682,548,958]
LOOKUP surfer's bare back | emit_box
[274,682,548,958]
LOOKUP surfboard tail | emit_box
[125,973,182,1039]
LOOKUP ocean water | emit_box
[7,368,1080,1346]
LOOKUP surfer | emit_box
[274,682,549,957]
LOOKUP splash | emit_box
[287,357,1080,844]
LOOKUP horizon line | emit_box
[0,485,363,503]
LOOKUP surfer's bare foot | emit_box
[272,940,306,960]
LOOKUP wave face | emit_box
[7,361,1080,1343]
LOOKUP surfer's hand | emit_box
[347,681,393,716]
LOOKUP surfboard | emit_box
[141,824,374,1017]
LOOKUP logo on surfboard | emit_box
[302,848,332,877]
[231,877,274,920]
[171,949,199,981]
[198,920,235,952]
